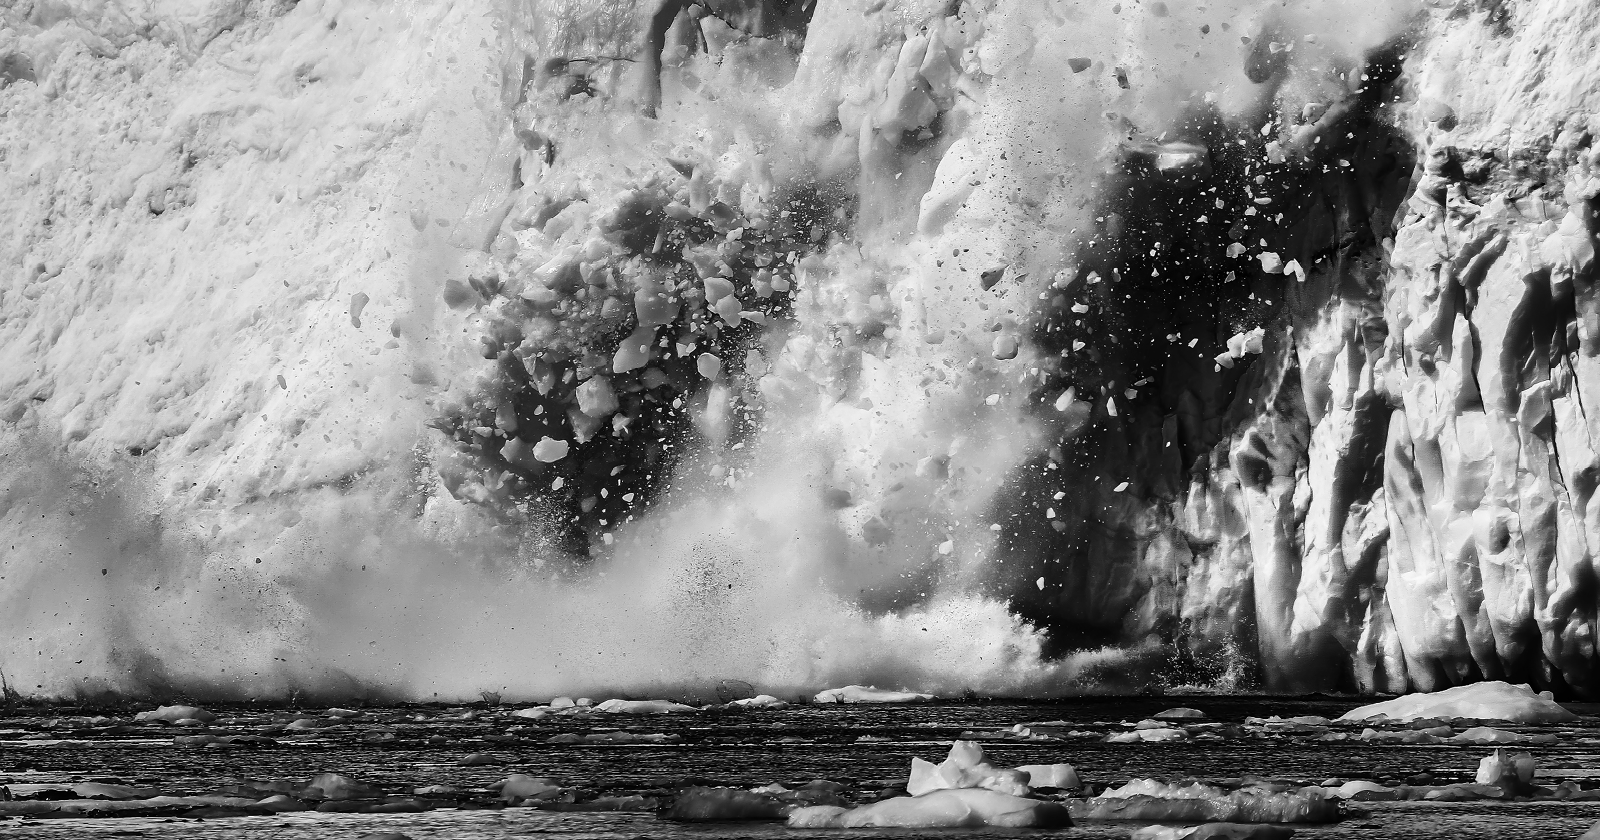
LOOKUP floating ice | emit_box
[1474,748,1536,794]
[1015,763,1080,790]
[134,706,216,724]
[1072,780,1340,823]
[1338,682,1577,724]
[813,686,934,704]
[907,740,1030,797]
[593,699,697,714]
[729,695,789,709]
[788,788,1071,829]
[1133,825,1294,840]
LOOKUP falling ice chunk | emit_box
[1036,577,1046,591]
[533,437,569,463]
[1285,258,1305,282]
[985,394,1000,406]
[1053,387,1077,412]
[697,353,723,380]
[1258,251,1283,273]
[1114,481,1129,492]
[277,374,287,389]
[349,292,369,328]
[703,276,735,302]
[1106,397,1118,417]
[1226,242,1247,258]
[937,540,954,555]
[992,334,1019,360]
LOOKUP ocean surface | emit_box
[4,697,1600,838]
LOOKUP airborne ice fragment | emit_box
[1257,252,1283,273]
[575,376,619,418]
[1035,576,1045,590]
[697,354,723,380]
[349,292,369,328]
[1337,681,1576,723]
[1284,259,1305,282]
[532,437,569,463]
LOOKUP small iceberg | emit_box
[813,685,934,704]
[593,699,697,714]
[1337,681,1576,724]
[788,788,1070,829]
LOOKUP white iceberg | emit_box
[133,705,216,723]
[907,741,1030,797]
[593,699,697,714]
[813,685,934,704]
[788,788,1070,829]
[1016,763,1080,789]
[729,695,789,709]
[1338,681,1576,723]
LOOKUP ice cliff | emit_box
[4,0,1600,699]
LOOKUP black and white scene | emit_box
[5,0,1600,837]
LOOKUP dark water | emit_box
[4,697,1600,838]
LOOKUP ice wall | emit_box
[5,0,1600,700]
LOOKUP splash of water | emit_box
[0,0,1417,700]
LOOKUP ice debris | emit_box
[1337,681,1576,724]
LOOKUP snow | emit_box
[788,788,1070,829]
[813,686,934,704]
[1338,681,1577,723]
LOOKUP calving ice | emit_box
[4,0,1600,711]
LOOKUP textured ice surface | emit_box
[1338,682,1578,724]
[787,787,1071,829]
[8,0,1600,705]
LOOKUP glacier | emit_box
[4,0,1600,702]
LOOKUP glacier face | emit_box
[4,0,1600,699]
